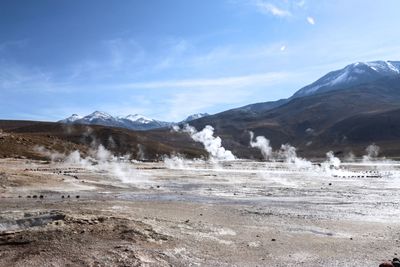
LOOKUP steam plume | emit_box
[363,144,380,162]
[249,131,272,160]
[183,125,236,161]
[278,144,313,168]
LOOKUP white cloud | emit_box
[165,88,251,121]
[0,62,55,92]
[280,45,286,51]
[296,0,306,8]
[117,72,289,90]
[254,1,291,17]
[307,16,315,25]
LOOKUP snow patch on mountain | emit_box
[59,114,82,123]
[183,113,210,122]
[293,60,400,98]
[85,111,113,121]
[59,111,212,131]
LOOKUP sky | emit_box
[1,0,400,122]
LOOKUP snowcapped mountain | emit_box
[182,113,209,122]
[59,114,82,123]
[293,60,400,98]
[58,111,170,130]
[59,111,212,130]
[65,111,122,128]
[85,111,113,121]
[118,114,172,130]
[123,114,154,124]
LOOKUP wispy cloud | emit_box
[307,16,315,25]
[0,62,55,92]
[165,88,252,121]
[116,72,289,89]
[254,1,291,17]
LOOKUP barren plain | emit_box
[0,158,399,266]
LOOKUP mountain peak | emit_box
[86,111,113,120]
[59,110,212,130]
[183,113,210,122]
[124,114,154,124]
[59,114,82,123]
[292,60,400,98]
[59,111,174,130]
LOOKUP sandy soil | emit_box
[0,158,399,266]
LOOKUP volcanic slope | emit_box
[187,75,400,158]
[0,121,206,160]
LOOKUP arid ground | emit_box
[1,158,399,266]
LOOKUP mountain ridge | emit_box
[185,61,400,158]
[59,111,210,131]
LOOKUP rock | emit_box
[380,261,394,267]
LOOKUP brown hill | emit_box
[0,121,206,160]
[187,77,400,158]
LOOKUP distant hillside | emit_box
[185,61,400,158]
[59,111,210,131]
[4,60,400,160]
[0,120,206,160]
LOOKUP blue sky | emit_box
[1,0,400,122]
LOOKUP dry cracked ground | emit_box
[1,158,400,266]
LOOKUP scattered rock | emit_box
[380,261,394,267]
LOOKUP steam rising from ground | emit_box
[278,144,313,169]
[247,132,315,169]
[247,132,395,178]
[163,155,188,169]
[324,151,341,168]
[363,144,380,162]
[180,125,235,161]
[35,145,139,184]
[164,124,235,169]
[249,131,272,160]
[34,146,65,162]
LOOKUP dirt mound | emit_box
[0,211,171,267]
